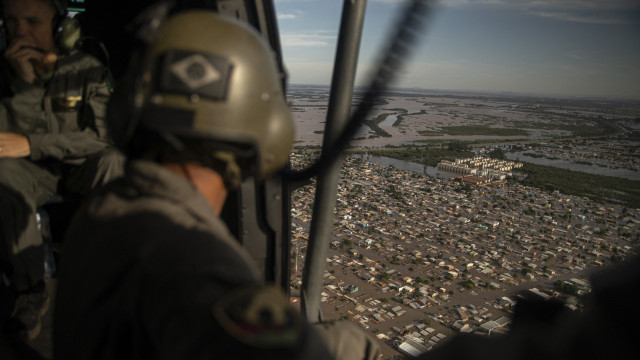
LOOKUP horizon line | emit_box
[286,83,640,103]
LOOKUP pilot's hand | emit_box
[4,38,57,84]
[0,132,31,158]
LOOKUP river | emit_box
[505,152,640,181]
[352,152,640,182]
[379,113,399,127]
[354,153,456,179]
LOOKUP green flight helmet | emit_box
[126,10,294,180]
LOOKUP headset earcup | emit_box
[51,0,69,51]
[58,17,80,51]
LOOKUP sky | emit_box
[274,0,640,100]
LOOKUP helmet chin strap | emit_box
[156,130,242,190]
[157,130,186,152]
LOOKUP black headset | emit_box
[0,0,76,52]
[51,0,70,44]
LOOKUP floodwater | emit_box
[354,152,640,182]
[506,152,640,181]
[354,153,453,179]
[379,113,399,127]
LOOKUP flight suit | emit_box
[54,160,334,359]
[0,49,124,293]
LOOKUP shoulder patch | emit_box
[213,285,302,348]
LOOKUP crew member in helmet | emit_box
[53,9,379,360]
[0,0,123,342]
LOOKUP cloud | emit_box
[369,1,640,24]
[528,11,629,25]
[281,33,335,47]
[562,50,587,61]
[441,0,640,24]
[274,0,314,3]
[278,13,298,20]
[277,8,306,21]
[370,0,411,3]
[443,0,640,11]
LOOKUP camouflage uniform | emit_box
[54,160,334,359]
[0,49,124,293]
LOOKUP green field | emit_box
[516,162,640,207]
[418,126,530,137]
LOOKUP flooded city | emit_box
[289,85,640,359]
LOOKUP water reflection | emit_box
[354,153,454,179]
[354,152,640,181]
[506,152,640,181]
[379,113,398,127]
